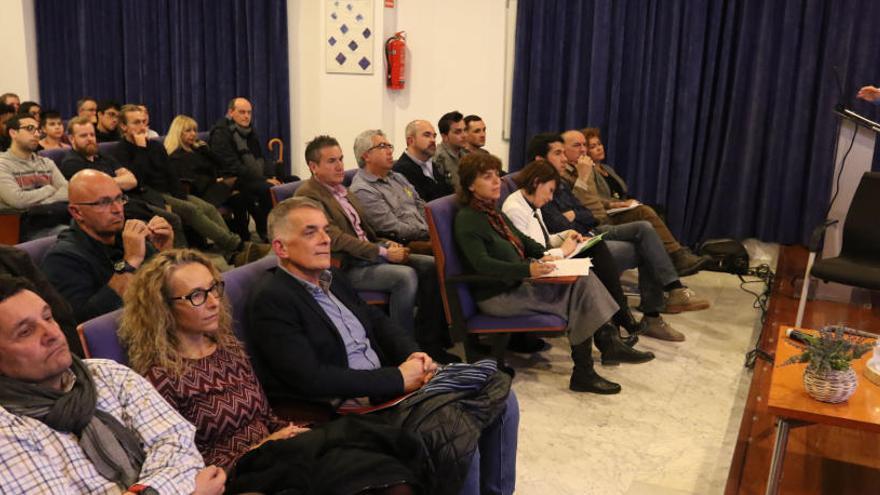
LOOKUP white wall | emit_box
[5,0,513,179]
[289,0,513,178]
[0,0,39,101]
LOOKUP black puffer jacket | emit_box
[382,370,512,495]
[226,414,430,495]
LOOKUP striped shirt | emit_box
[0,359,204,494]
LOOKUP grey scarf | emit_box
[0,356,146,487]
[230,120,266,178]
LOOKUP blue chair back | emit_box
[78,308,127,364]
[222,254,278,341]
[499,173,518,204]
[343,168,358,187]
[424,195,477,323]
[37,148,68,170]
[270,180,303,205]
[16,235,57,266]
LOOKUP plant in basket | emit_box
[782,325,874,403]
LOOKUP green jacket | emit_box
[453,205,546,301]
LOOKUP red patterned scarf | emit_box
[470,197,525,259]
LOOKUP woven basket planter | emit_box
[803,366,858,403]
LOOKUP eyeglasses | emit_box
[16,125,40,134]
[73,194,129,209]
[368,142,394,152]
[169,280,225,307]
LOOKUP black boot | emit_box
[569,338,621,394]
[615,309,642,346]
[594,324,655,366]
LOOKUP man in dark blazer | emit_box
[392,120,454,201]
[295,135,458,364]
[246,196,436,404]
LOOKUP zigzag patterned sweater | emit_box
[146,346,287,470]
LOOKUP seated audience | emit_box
[561,129,712,274]
[433,110,468,188]
[502,160,650,343]
[0,102,15,151]
[37,109,70,150]
[248,197,518,493]
[61,116,187,246]
[76,96,98,124]
[0,245,82,356]
[296,135,457,362]
[209,97,278,241]
[165,114,250,240]
[529,133,709,337]
[119,249,433,494]
[350,128,430,249]
[1,92,20,112]
[19,101,41,123]
[463,115,488,154]
[111,105,264,265]
[0,276,225,494]
[42,169,174,323]
[0,114,69,239]
[393,119,454,202]
[95,100,121,143]
[454,152,654,394]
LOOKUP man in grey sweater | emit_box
[0,114,69,239]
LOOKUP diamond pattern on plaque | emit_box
[325,0,374,74]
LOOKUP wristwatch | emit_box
[113,260,137,275]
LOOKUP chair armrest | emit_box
[0,208,24,245]
[808,219,839,252]
[525,276,578,284]
[446,273,502,285]
[336,391,416,415]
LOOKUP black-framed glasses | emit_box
[73,194,129,209]
[169,280,225,307]
[368,142,394,152]
[16,125,40,134]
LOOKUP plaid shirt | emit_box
[0,359,204,494]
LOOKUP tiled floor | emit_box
[509,243,776,494]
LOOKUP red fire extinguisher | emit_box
[385,31,406,90]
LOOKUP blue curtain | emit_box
[34,0,290,168]
[510,0,880,245]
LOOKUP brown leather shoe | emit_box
[640,316,686,342]
[671,249,713,277]
[664,287,710,314]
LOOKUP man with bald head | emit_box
[560,129,712,275]
[393,119,454,202]
[42,169,173,322]
[209,97,278,240]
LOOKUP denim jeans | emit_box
[597,220,678,313]
[460,391,519,495]
[344,254,435,334]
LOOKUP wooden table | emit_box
[765,325,880,494]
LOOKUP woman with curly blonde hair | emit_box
[119,248,303,471]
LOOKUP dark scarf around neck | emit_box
[0,356,146,487]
